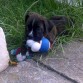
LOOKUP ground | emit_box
[0,39,83,83]
[0,0,83,83]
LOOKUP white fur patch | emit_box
[29,30,33,37]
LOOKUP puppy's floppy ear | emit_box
[42,20,49,36]
[25,14,29,23]
[25,12,30,23]
[24,11,33,40]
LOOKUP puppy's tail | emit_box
[50,16,74,35]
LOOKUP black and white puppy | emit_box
[21,12,73,56]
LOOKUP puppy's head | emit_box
[25,12,49,41]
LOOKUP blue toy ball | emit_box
[39,37,50,52]
[27,37,50,53]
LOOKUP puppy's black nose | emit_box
[33,31,43,41]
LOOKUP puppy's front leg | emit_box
[21,40,27,55]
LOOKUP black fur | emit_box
[21,12,73,55]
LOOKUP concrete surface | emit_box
[0,60,71,83]
[43,40,83,83]
[0,39,83,83]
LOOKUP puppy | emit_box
[21,12,73,55]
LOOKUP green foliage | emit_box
[0,0,83,50]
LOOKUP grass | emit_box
[0,0,83,51]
